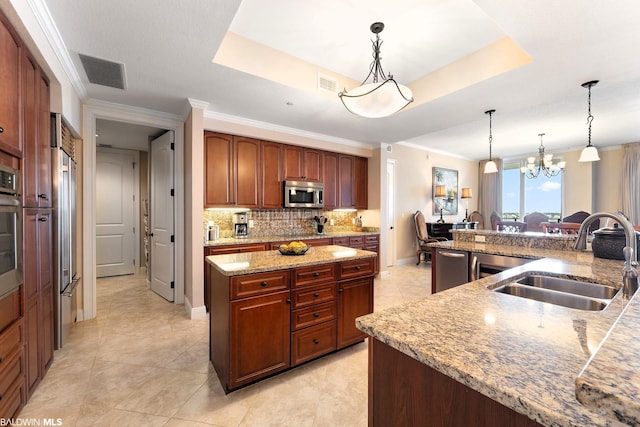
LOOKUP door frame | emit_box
[386,159,396,267]
[95,146,140,277]
[81,100,185,320]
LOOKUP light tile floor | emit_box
[18,263,432,426]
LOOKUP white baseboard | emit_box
[396,257,418,266]
[184,296,208,319]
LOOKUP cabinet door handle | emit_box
[0,356,3,363]
[286,299,291,304]
[38,193,48,199]
[38,217,48,222]
[313,292,319,297]
[440,251,466,258]
[313,339,319,344]
[338,288,343,293]
[260,281,268,287]
[0,126,4,133]
[470,256,478,281]
[313,313,320,318]
[355,266,361,270]
[313,272,320,277]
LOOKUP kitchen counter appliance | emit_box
[435,248,469,292]
[0,164,21,300]
[284,181,324,208]
[470,252,532,281]
[233,212,248,239]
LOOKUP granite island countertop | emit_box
[357,254,633,426]
[206,244,377,276]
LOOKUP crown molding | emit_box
[27,0,87,100]
[203,109,374,150]
[396,141,475,161]
[85,98,183,126]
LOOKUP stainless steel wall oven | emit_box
[0,164,22,299]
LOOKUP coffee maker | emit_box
[233,212,249,239]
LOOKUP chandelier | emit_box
[520,133,566,178]
[338,22,413,118]
[578,80,600,162]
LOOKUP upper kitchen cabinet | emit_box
[204,132,261,208]
[338,155,368,210]
[283,146,323,182]
[261,141,283,209]
[0,14,21,157]
[22,65,51,208]
[322,152,339,209]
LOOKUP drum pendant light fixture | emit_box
[578,80,600,162]
[338,22,413,118]
[484,110,498,174]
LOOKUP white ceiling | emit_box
[40,0,640,160]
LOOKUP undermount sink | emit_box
[491,274,619,311]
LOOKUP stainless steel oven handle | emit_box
[62,277,81,297]
[470,255,478,281]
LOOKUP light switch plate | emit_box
[475,235,486,242]
[248,219,255,228]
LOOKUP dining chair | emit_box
[495,220,527,233]
[413,210,448,265]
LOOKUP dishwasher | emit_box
[469,252,533,281]
[434,249,469,292]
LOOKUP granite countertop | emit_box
[357,254,633,426]
[206,244,377,276]
[204,230,380,247]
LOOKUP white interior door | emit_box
[386,159,396,267]
[150,131,175,301]
[95,148,137,277]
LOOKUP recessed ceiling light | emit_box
[286,101,294,106]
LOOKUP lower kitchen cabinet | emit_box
[0,289,25,420]
[23,209,54,398]
[338,275,374,348]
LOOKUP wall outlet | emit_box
[248,219,255,228]
[330,219,334,226]
[474,235,486,242]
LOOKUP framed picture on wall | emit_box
[433,167,459,215]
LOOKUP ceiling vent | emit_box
[318,73,338,93]
[79,54,126,90]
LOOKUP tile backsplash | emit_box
[203,209,361,239]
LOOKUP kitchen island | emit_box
[206,245,376,392]
[357,240,636,426]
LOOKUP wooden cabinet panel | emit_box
[337,276,373,348]
[229,290,290,389]
[0,345,23,402]
[348,235,364,249]
[291,282,337,309]
[261,141,283,209]
[0,372,24,420]
[291,320,336,365]
[0,286,21,333]
[283,145,322,182]
[339,257,375,280]
[204,132,234,207]
[338,155,354,208]
[24,298,38,393]
[303,149,322,182]
[234,136,260,208]
[332,237,348,246]
[291,301,337,331]
[209,243,267,255]
[0,14,21,156]
[322,151,339,209]
[21,53,38,206]
[354,156,368,209]
[0,319,23,368]
[230,270,290,300]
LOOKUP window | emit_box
[502,162,563,221]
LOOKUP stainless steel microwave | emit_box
[284,181,324,208]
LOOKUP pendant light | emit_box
[578,80,600,162]
[338,22,413,118]
[484,109,498,174]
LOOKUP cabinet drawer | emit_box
[0,347,23,398]
[291,321,337,365]
[291,282,337,309]
[210,243,267,255]
[349,236,364,247]
[231,270,290,299]
[0,319,23,364]
[364,235,379,244]
[332,237,348,246]
[291,301,337,331]
[0,370,25,420]
[0,288,20,333]
[293,264,337,288]
[339,257,375,279]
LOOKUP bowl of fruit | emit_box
[277,241,310,256]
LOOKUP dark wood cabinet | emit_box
[0,290,25,420]
[369,339,542,427]
[0,14,21,157]
[283,145,322,182]
[229,290,291,390]
[204,132,261,208]
[22,59,51,208]
[338,155,354,208]
[261,141,283,209]
[322,151,339,209]
[23,209,53,398]
[354,156,368,209]
[337,273,374,349]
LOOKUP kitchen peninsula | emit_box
[206,245,376,392]
[357,229,637,426]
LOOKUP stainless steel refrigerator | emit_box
[51,113,80,349]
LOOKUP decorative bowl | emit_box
[277,243,310,256]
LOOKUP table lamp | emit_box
[461,188,472,221]
[435,185,447,223]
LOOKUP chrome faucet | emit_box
[574,212,638,263]
[574,212,639,298]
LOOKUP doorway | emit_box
[386,159,396,267]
